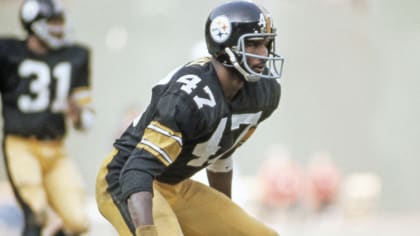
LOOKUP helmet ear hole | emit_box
[216,53,230,65]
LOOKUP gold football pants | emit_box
[3,135,89,234]
[96,149,278,236]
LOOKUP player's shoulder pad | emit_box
[163,63,213,96]
[155,58,221,113]
[0,37,22,45]
[65,42,90,59]
[259,77,281,99]
[0,37,25,56]
[256,78,281,119]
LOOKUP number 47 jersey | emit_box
[0,38,90,139]
[113,57,281,199]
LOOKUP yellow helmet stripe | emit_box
[266,16,272,33]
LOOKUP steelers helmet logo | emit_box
[21,0,40,23]
[210,15,231,43]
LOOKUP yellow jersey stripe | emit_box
[72,86,91,94]
[138,123,183,163]
[149,121,182,140]
[147,123,183,146]
[137,143,170,166]
[240,126,256,143]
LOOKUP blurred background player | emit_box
[257,147,303,210]
[96,0,284,235]
[0,0,95,235]
[303,151,342,213]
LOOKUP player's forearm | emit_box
[127,191,154,227]
[206,169,232,198]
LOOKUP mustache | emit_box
[252,61,267,69]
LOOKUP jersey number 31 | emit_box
[18,59,71,113]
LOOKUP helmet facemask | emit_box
[31,16,73,50]
[224,33,284,82]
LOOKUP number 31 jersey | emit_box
[0,38,90,139]
[110,57,281,200]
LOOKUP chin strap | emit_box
[224,47,261,82]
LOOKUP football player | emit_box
[0,0,94,235]
[95,1,284,235]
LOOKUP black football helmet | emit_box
[205,0,284,82]
[20,0,72,49]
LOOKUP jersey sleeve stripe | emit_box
[238,126,256,146]
[137,139,173,165]
[71,89,92,106]
[71,87,91,95]
[147,122,183,146]
[75,97,92,106]
[139,135,181,163]
[138,124,183,164]
[137,142,171,166]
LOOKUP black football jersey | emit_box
[0,38,90,139]
[107,58,281,201]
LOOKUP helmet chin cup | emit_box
[225,47,261,82]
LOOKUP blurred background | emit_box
[0,0,419,235]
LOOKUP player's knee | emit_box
[62,214,90,234]
[65,220,89,234]
[20,185,48,224]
